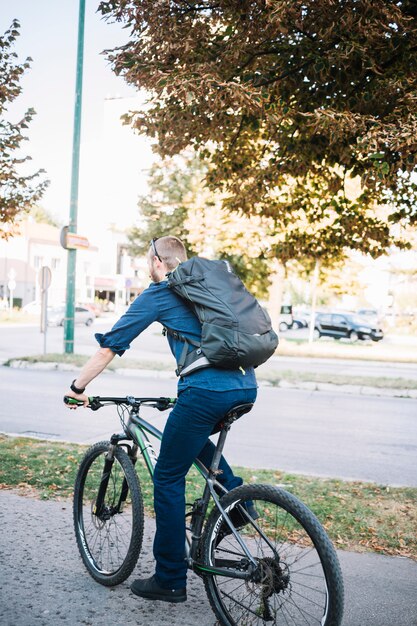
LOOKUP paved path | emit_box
[1,491,416,626]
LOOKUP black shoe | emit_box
[131,575,186,603]
[215,502,259,546]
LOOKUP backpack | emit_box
[165,256,279,376]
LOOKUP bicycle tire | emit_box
[73,441,144,586]
[201,484,344,626]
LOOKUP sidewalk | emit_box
[1,491,416,626]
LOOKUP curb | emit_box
[4,359,417,399]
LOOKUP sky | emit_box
[2,0,153,240]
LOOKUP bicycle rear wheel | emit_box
[73,441,144,586]
[201,484,344,626]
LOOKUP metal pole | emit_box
[42,287,48,355]
[308,259,320,343]
[64,0,86,354]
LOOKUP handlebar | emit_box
[63,395,176,412]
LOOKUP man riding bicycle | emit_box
[65,236,258,603]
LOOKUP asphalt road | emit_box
[2,319,417,381]
[1,366,416,486]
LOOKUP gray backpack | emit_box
[165,257,279,376]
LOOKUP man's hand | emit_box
[65,390,89,409]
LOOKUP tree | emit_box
[29,205,62,228]
[100,0,417,321]
[128,154,271,297]
[127,155,201,262]
[99,0,417,323]
[99,0,417,222]
[0,20,48,238]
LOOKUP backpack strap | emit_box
[162,326,210,376]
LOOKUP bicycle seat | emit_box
[211,403,254,434]
[224,403,254,421]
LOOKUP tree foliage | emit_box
[127,156,201,258]
[98,0,417,274]
[29,205,61,228]
[99,1,417,206]
[128,154,271,296]
[0,21,48,238]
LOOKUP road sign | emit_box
[60,226,89,250]
[66,232,89,249]
[38,266,52,291]
[7,280,16,291]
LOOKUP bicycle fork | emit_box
[93,434,138,518]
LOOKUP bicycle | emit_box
[64,394,344,626]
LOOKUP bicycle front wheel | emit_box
[73,441,144,586]
[201,484,344,626]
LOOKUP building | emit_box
[1,93,154,313]
[92,223,146,310]
[0,219,97,309]
[0,217,148,313]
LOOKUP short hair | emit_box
[151,236,187,270]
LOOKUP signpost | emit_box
[7,269,16,311]
[64,0,86,354]
[39,266,52,354]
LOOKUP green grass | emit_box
[0,310,38,324]
[259,368,417,390]
[1,435,415,560]
[3,353,172,372]
[5,353,416,390]
[277,335,417,364]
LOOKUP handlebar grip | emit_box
[63,396,86,407]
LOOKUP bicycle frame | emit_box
[86,396,262,580]
[69,394,344,626]
[132,412,261,573]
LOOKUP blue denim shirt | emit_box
[95,281,257,392]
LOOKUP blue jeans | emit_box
[152,386,257,589]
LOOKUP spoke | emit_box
[215,544,247,559]
[218,587,264,620]
[291,560,325,575]
[209,496,332,626]
[291,578,327,596]
[286,592,324,624]
[290,586,326,611]
[286,546,317,567]
[281,600,300,626]
[81,457,134,573]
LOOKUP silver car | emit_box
[47,305,95,327]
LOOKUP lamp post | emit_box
[64,0,86,354]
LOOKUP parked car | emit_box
[314,312,384,342]
[292,308,312,328]
[22,301,42,315]
[47,305,95,327]
[79,302,102,317]
[356,308,383,326]
[278,305,293,331]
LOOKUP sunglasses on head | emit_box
[150,238,162,262]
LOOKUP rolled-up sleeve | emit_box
[94,287,159,356]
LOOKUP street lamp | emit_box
[64,0,86,354]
